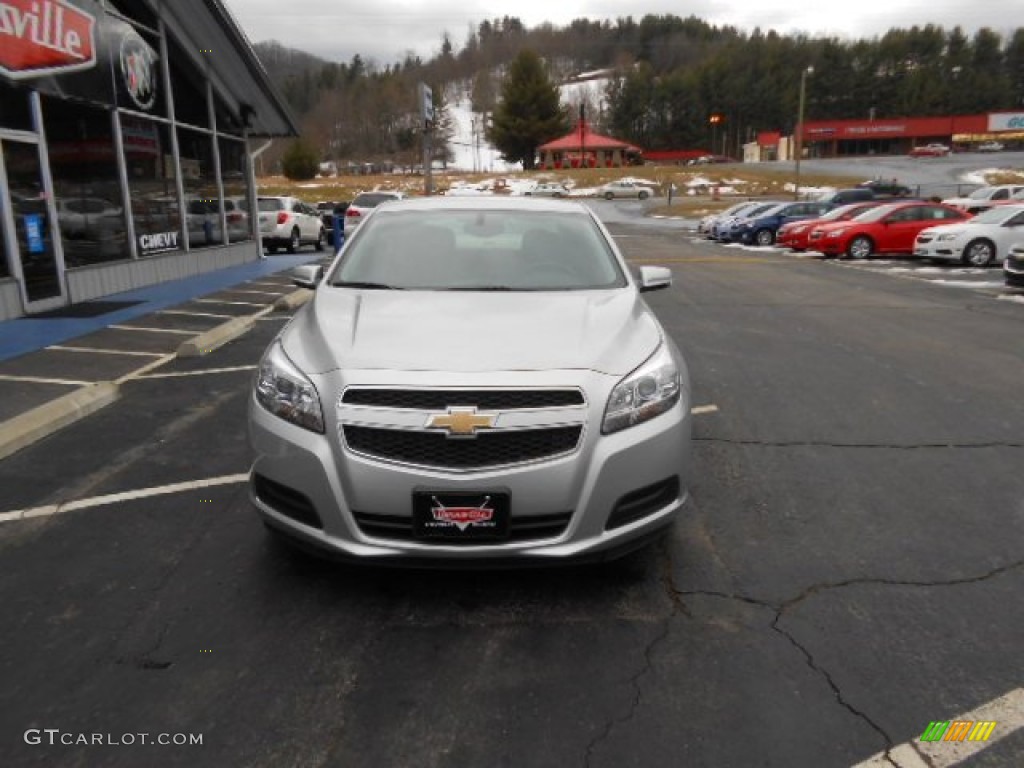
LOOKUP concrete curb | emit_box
[0,382,120,461]
[273,288,313,312]
[177,316,255,357]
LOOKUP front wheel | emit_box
[315,228,325,252]
[638,190,649,200]
[846,236,873,260]
[286,228,300,254]
[604,191,614,200]
[962,239,994,267]
[755,229,775,246]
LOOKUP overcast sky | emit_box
[221,0,1022,65]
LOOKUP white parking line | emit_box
[851,687,1024,768]
[691,405,719,415]
[0,374,91,386]
[221,289,286,296]
[194,299,269,307]
[46,346,166,357]
[0,473,250,523]
[136,365,257,379]
[157,310,233,319]
[109,325,197,335]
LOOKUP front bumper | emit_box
[1005,256,1024,287]
[248,370,691,564]
[913,239,960,262]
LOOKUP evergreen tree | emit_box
[487,49,569,169]
[281,138,319,180]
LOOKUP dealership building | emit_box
[0,0,296,320]
[747,112,1024,161]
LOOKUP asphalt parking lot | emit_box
[1,222,1022,767]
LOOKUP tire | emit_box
[755,229,775,246]
[962,238,994,267]
[846,235,873,260]
[638,190,649,200]
[286,228,300,254]
[604,191,614,200]
[552,192,562,198]
[315,228,325,252]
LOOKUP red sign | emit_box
[0,0,97,79]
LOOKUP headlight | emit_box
[937,233,958,241]
[255,341,324,432]
[827,228,846,239]
[603,343,682,434]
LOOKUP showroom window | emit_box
[168,37,210,129]
[42,97,130,268]
[0,81,33,132]
[122,116,183,257]
[177,127,222,248]
[219,138,253,242]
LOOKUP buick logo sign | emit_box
[120,29,157,110]
[0,0,97,79]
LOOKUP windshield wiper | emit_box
[444,285,515,291]
[333,281,402,290]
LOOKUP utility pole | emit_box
[420,82,434,195]
[794,66,814,201]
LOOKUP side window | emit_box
[941,208,962,219]
[291,201,302,213]
[992,190,1008,200]
[1006,212,1024,227]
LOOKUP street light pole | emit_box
[794,66,814,201]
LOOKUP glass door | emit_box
[0,135,67,312]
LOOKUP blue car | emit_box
[731,201,834,246]
[716,201,787,242]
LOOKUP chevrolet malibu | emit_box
[248,197,691,564]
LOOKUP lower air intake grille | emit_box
[253,474,322,529]
[343,425,582,469]
[605,476,680,531]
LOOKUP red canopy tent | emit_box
[537,120,642,169]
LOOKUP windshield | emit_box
[850,203,902,222]
[744,203,783,218]
[820,203,873,221]
[967,188,993,200]
[971,207,1018,224]
[331,209,627,291]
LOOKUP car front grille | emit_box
[353,510,573,545]
[341,388,584,410]
[342,425,582,469]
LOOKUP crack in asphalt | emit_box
[583,553,1024,768]
[581,540,688,768]
[694,437,1024,449]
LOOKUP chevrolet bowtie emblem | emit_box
[426,407,497,437]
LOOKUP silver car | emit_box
[248,197,691,564]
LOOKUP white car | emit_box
[597,180,653,200]
[344,191,404,233]
[913,204,1024,267]
[526,182,570,198]
[258,196,324,253]
[942,185,1024,214]
[977,141,1005,152]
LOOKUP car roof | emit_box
[376,196,590,214]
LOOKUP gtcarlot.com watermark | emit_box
[25,729,202,746]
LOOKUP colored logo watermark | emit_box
[920,720,997,743]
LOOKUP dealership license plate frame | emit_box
[413,491,510,541]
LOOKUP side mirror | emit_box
[292,264,324,289]
[638,265,672,293]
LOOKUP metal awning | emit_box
[148,0,299,137]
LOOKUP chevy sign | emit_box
[987,113,1024,132]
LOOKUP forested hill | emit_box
[252,15,1024,163]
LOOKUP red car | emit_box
[777,202,885,251]
[808,202,970,259]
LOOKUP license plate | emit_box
[413,491,509,541]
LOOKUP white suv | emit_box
[258,196,324,253]
[344,191,404,233]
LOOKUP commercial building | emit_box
[0,0,297,320]
[746,112,1024,162]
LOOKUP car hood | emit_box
[942,197,986,206]
[282,288,662,375]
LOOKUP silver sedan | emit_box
[248,196,691,564]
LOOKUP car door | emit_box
[994,210,1024,256]
[878,207,924,252]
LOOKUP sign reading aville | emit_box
[0,0,97,79]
